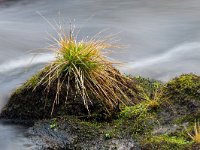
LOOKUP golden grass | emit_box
[187,122,200,143]
[34,27,134,116]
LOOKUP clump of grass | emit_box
[33,27,134,116]
[136,76,163,109]
[187,122,200,143]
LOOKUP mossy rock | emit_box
[0,85,94,120]
[163,73,200,102]
[2,73,200,149]
[0,68,137,120]
[159,73,200,123]
[140,135,192,150]
[26,116,141,150]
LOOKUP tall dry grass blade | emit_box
[28,24,136,116]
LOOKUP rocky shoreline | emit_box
[0,73,200,149]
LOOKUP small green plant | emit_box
[187,122,200,143]
[50,118,58,129]
[118,79,163,135]
[104,133,112,140]
[136,77,162,109]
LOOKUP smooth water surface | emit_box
[0,0,200,149]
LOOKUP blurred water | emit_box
[0,0,200,149]
[0,121,36,150]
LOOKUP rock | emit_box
[159,74,200,124]
[152,124,181,135]
[1,73,200,150]
[25,118,140,150]
[0,67,137,121]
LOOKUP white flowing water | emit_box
[0,0,200,149]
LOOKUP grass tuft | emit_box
[187,122,200,143]
[32,27,135,116]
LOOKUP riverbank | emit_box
[1,73,200,149]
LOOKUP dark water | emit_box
[0,0,200,149]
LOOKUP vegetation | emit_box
[1,26,200,149]
[35,29,137,116]
[2,71,200,149]
[187,122,200,143]
[119,101,156,134]
[141,135,191,150]
[1,28,138,120]
[162,73,200,103]
[50,118,58,129]
[135,76,163,109]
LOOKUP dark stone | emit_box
[25,118,141,150]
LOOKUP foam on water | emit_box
[0,53,55,74]
[125,42,200,69]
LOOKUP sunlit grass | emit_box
[187,122,200,143]
[33,27,134,116]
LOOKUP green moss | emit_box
[50,118,58,129]
[158,74,200,124]
[175,111,200,124]
[4,72,200,149]
[80,121,101,128]
[13,68,47,95]
[117,101,158,136]
[103,130,117,140]
[100,77,164,138]
[142,135,192,150]
[23,74,40,88]
[120,102,150,119]
[135,76,163,100]
[134,76,163,110]
[163,74,200,103]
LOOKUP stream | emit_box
[0,0,200,149]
